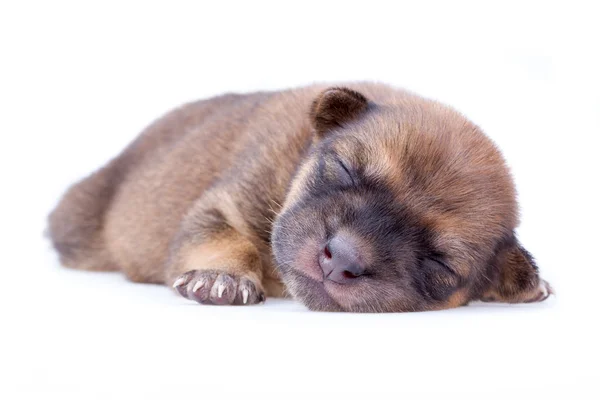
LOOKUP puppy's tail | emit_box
[47,167,120,272]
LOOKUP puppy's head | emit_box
[271,87,550,312]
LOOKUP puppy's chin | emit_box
[274,238,339,311]
[275,236,356,311]
[282,269,344,312]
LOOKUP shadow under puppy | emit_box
[48,83,552,312]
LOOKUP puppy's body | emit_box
[49,83,551,312]
[50,86,326,295]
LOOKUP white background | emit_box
[1,1,599,399]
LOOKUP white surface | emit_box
[1,1,599,399]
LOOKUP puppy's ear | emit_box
[481,234,552,303]
[310,87,369,136]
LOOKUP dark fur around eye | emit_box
[317,154,356,187]
[335,158,355,186]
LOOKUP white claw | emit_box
[242,288,249,304]
[172,277,186,288]
[192,280,204,292]
[217,284,225,298]
[540,281,551,298]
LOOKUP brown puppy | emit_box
[48,83,552,312]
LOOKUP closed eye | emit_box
[335,157,355,186]
[430,257,458,276]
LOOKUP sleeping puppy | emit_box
[48,83,552,312]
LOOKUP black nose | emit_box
[319,235,366,284]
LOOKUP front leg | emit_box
[166,197,267,305]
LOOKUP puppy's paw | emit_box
[172,270,265,305]
[524,279,553,303]
[480,279,554,304]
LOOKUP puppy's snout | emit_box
[319,235,365,283]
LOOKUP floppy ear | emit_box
[481,235,552,303]
[310,87,369,136]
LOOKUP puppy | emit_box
[48,83,552,312]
